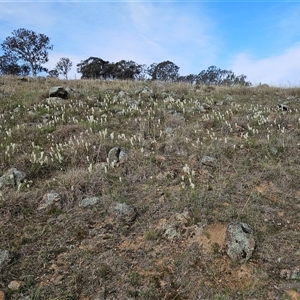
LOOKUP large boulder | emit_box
[49,86,68,99]
[107,147,129,167]
[225,222,255,263]
[0,250,12,271]
[0,168,26,189]
[109,202,137,224]
[78,196,100,208]
[38,190,62,211]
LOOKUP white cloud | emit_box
[230,43,300,86]
[276,3,300,43]
[123,2,220,74]
[0,3,56,34]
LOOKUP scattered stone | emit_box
[199,105,208,112]
[128,100,140,108]
[49,86,68,99]
[79,196,100,208]
[118,148,130,164]
[65,87,83,97]
[163,127,175,136]
[28,110,36,117]
[286,96,296,101]
[269,146,278,156]
[17,296,30,300]
[140,87,153,96]
[0,168,26,189]
[280,265,300,280]
[202,103,211,110]
[109,202,137,223]
[225,222,255,263]
[38,190,62,210]
[0,250,12,271]
[201,156,216,167]
[107,147,129,167]
[225,95,234,101]
[278,104,290,111]
[8,280,24,291]
[163,227,181,240]
[161,208,191,240]
[118,91,127,98]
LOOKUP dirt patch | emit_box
[285,290,300,300]
[188,223,227,253]
[255,181,282,202]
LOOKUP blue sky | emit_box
[1,1,300,86]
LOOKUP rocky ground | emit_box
[0,77,300,299]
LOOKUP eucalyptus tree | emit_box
[1,28,53,76]
[55,57,72,79]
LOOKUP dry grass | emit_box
[0,75,300,299]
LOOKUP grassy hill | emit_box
[0,76,300,299]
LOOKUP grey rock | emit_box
[17,295,30,300]
[202,103,211,110]
[280,265,300,280]
[107,147,129,167]
[49,86,68,99]
[65,87,83,96]
[128,100,140,108]
[286,95,296,101]
[278,104,289,111]
[201,156,216,167]
[225,95,234,101]
[109,202,137,223]
[118,91,127,98]
[119,148,129,164]
[161,209,191,240]
[163,127,175,136]
[0,168,26,189]
[79,197,100,208]
[0,250,12,271]
[199,105,208,113]
[28,110,36,117]
[107,147,120,167]
[164,227,180,240]
[140,87,153,96]
[38,190,62,210]
[269,146,278,156]
[225,222,255,263]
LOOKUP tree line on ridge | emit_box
[0,28,252,86]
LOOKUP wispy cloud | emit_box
[124,2,220,74]
[0,3,56,35]
[230,43,300,86]
[0,2,299,85]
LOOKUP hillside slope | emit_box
[0,77,300,299]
